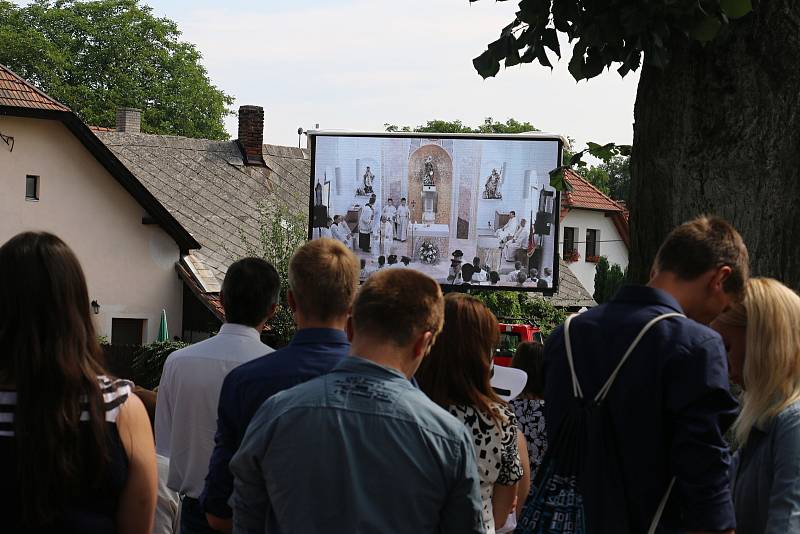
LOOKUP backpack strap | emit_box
[563,312,684,401]
[563,314,584,399]
[564,312,685,532]
[594,312,685,403]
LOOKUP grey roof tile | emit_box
[97,132,311,286]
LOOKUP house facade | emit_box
[0,65,197,344]
[560,169,630,297]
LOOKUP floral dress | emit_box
[448,402,523,534]
[510,398,548,480]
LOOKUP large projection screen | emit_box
[308,131,563,292]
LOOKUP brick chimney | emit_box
[238,105,265,165]
[116,107,141,133]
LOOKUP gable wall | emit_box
[0,115,182,343]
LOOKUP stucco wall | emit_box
[561,208,629,296]
[0,116,182,343]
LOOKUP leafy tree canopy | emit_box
[576,155,630,201]
[471,0,753,81]
[0,0,233,139]
[385,117,539,134]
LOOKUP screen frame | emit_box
[307,130,564,295]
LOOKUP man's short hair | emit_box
[352,270,444,347]
[288,238,360,322]
[221,257,280,327]
[654,215,749,299]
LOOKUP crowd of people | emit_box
[1,214,800,533]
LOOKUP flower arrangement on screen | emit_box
[564,248,581,263]
[419,241,439,265]
[586,255,601,263]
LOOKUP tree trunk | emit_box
[629,0,800,286]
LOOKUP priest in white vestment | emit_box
[503,219,529,261]
[396,198,410,241]
[495,211,518,240]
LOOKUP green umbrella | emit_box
[157,309,169,342]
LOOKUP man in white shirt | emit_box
[471,256,488,283]
[155,257,280,534]
[541,267,553,287]
[507,260,523,282]
[495,210,517,240]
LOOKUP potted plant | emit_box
[564,248,581,263]
[586,255,601,263]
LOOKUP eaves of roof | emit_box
[0,105,200,252]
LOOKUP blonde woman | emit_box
[712,278,800,533]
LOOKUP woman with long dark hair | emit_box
[416,293,525,534]
[0,232,157,533]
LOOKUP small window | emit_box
[586,229,599,259]
[562,227,576,257]
[25,175,39,201]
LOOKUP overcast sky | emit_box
[22,0,641,150]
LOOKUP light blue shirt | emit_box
[230,356,485,534]
[155,323,273,498]
[732,399,800,533]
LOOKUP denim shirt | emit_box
[732,400,800,534]
[544,286,738,531]
[229,356,486,534]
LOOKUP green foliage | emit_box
[576,155,630,201]
[240,201,308,347]
[0,0,233,139]
[474,291,568,339]
[471,0,753,81]
[593,257,626,304]
[385,117,539,135]
[131,340,188,390]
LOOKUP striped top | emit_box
[0,375,132,437]
[0,375,133,534]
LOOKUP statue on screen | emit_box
[363,166,375,194]
[483,168,503,199]
[422,155,435,187]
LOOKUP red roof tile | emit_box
[0,64,69,112]
[90,125,115,132]
[563,168,624,212]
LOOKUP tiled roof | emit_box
[89,125,115,132]
[0,64,69,112]
[97,131,309,288]
[545,258,596,308]
[563,169,624,212]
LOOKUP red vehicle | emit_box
[494,320,543,367]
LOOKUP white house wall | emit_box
[0,116,183,343]
[561,208,629,297]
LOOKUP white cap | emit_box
[490,364,528,401]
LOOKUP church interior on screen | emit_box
[311,134,559,289]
